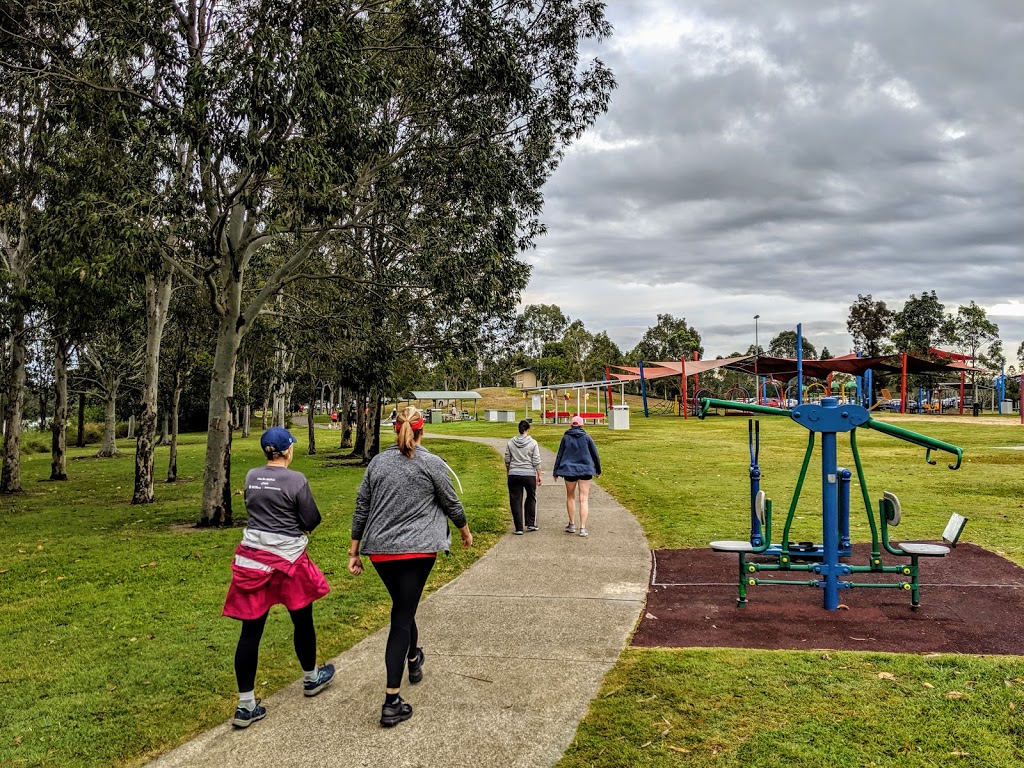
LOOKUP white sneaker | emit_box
[564,523,576,534]
[578,528,589,537]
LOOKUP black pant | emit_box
[507,474,538,532]
[372,557,435,689]
[234,603,317,693]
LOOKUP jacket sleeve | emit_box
[295,479,322,532]
[503,441,512,468]
[553,437,565,477]
[531,439,541,469]
[429,458,468,528]
[588,436,602,475]
[351,468,372,541]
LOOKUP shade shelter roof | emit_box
[409,390,482,400]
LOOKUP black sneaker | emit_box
[380,697,413,727]
[408,647,425,684]
[231,701,267,728]
[303,663,336,697]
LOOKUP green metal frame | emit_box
[700,397,961,609]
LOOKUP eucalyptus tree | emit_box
[768,330,817,360]
[941,301,999,402]
[0,0,66,492]
[20,0,613,523]
[892,291,944,355]
[846,294,894,357]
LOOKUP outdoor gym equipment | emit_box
[701,396,965,611]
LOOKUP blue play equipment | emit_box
[702,396,964,611]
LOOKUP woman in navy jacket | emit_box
[552,416,602,537]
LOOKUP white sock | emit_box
[238,691,256,710]
[303,668,318,683]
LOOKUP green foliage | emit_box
[768,329,817,359]
[847,293,894,357]
[893,290,945,355]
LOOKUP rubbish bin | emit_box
[609,405,630,430]
[430,409,443,424]
[1000,400,1013,415]
[972,403,981,417]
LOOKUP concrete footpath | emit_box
[151,435,650,768]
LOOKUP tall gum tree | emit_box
[27,0,614,524]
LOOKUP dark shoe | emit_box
[408,647,425,684]
[380,697,413,727]
[231,701,267,728]
[303,663,336,697]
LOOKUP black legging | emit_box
[234,603,317,692]
[372,557,435,689]
[507,474,538,531]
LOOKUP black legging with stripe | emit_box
[234,603,317,692]
[372,557,435,689]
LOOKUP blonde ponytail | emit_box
[394,406,424,458]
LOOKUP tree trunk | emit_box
[240,361,252,438]
[260,396,268,431]
[367,391,383,461]
[133,270,173,504]
[199,308,243,527]
[157,412,169,446]
[242,403,251,438]
[76,390,86,447]
[50,338,70,481]
[2,311,27,493]
[306,376,316,455]
[352,392,367,459]
[127,415,135,439]
[97,387,119,457]
[167,382,181,482]
[38,388,47,430]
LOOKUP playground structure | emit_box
[700,396,967,611]
[520,378,628,426]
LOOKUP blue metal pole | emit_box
[855,349,862,404]
[796,323,803,405]
[639,361,649,418]
[820,397,840,610]
[866,369,873,408]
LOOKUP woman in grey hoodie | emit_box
[504,420,543,534]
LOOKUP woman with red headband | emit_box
[348,405,472,727]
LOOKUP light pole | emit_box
[753,314,760,404]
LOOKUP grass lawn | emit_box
[3,411,1022,767]
[438,412,1024,767]
[0,431,508,767]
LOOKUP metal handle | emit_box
[864,418,963,470]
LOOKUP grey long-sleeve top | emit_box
[352,444,467,555]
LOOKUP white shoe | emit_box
[578,528,588,537]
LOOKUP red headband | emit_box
[395,417,424,433]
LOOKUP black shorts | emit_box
[561,475,592,482]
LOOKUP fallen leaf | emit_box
[949,751,970,756]
[668,746,691,753]
[14,737,22,745]
[837,604,849,610]
[922,682,934,689]
[193,552,202,559]
[36,545,44,551]
[129,637,138,643]
[640,741,653,748]
[945,691,964,699]
[0,570,7,575]
[645,612,657,620]
[878,672,896,680]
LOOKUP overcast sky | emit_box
[524,0,1023,361]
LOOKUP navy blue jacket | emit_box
[552,427,601,478]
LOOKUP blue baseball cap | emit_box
[260,427,297,455]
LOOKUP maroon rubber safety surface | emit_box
[635,543,1024,655]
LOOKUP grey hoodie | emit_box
[504,434,541,477]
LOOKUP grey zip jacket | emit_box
[504,435,541,476]
[352,444,467,555]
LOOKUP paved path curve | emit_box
[151,435,650,768]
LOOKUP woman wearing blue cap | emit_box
[222,426,335,728]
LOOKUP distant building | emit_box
[512,368,537,389]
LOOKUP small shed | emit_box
[512,368,538,389]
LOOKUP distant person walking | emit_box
[552,415,602,537]
[223,427,335,729]
[348,406,473,727]
[504,420,542,534]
